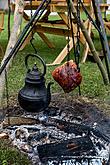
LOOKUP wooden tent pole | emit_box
[8,0,11,39]
[0,0,24,107]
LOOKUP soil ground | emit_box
[2,93,110,138]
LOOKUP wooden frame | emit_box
[20,1,110,64]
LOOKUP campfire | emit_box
[1,95,110,165]
[0,0,110,164]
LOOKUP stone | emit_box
[0,132,9,139]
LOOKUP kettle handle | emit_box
[25,53,46,77]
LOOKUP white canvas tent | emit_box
[0,0,15,10]
[0,1,8,10]
[107,0,110,14]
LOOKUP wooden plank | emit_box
[37,21,67,27]
[20,31,33,50]
[58,12,85,44]
[23,11,30,21]
[37,32,55,48]
[34,25,71,36]
[21,1,110,66]
[58,12,69,25]
[47,37,76,65]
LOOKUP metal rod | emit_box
[0,0,51,75]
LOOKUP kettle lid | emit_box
[26,64,45,84]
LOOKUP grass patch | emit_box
[0,139,31,165]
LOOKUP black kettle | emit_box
[18,53,53,112]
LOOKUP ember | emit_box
[1,96,110,165]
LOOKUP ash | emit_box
[4,108,110,165]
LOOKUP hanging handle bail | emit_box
[25,53,46,77]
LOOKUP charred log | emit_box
[37,136,96,162]
[51,118,110,143]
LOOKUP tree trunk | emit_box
[70,0,109,85]
[0,0,24,107]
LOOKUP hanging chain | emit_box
[30,0,37,53]
[76,0,80,71]
[66,0,81,95]
[76,0,81,95]
[69,6,76,60]
[67,0,71,62]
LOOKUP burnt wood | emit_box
[37,136,96,162]
[50,118,110,142]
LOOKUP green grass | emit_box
[0,14,110,103]
[0,140,31,165]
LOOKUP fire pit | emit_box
[1,95,110,165]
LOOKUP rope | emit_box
[66,0,81,95]
[76,0,80,71]
[67,0,71,62]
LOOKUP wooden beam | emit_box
[23,11,30,21]
[47,37,76,66]
[34,25,71,36]
[58,12,85,44]
[20,31,33,50]
[37,32,55,48]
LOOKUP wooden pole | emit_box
[70,0,109,85]
[8,0,11,40]
[81,2,93,63]
[0,0,24,107]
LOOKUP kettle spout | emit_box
[47,82,54,105]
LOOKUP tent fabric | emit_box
[0,1,8,10]
[0,0,15,10]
